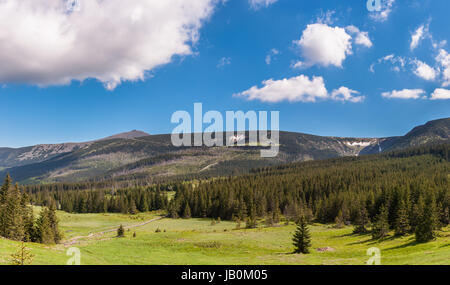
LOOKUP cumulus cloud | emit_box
[331,87,365,103]
[410,23,430,51]
[381,89,425,99]
[249,0,277,10]
[346,26,373,48]
[411,60,439,81]
[0,0,218,90]
[234,75,363,103]
[430,88,450,100]
[436,49,450,87]
[293,23,352,68]
[369,0,395,22]
[265,49,279,65]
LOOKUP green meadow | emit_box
[0,209,449,265]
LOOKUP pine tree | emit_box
[182,203,191,219]
[117,225,125,237]
[36,208,55,244]
[335,210,344,228]
[47,204,62,243]
[292,216,311,254]
[0,174,13,237]
[10,242,34,265]
[129,200,138,215]
[4,183,25,241]
[415,196,438,243]
[353,204,370,234]
[372,204,390,239]
[23,207,36,242]
[246,203,257,229]
[395,200,411,236]
[0,173,12,203]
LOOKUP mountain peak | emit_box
[99,130,150,141]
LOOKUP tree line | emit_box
[28,185,169,215]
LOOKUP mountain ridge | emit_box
[1,118,449,184]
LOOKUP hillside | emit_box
[1,118,449,184]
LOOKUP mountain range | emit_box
[1,118,449,184]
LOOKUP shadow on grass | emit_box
[384,239,419,251]
[331,232,367,239]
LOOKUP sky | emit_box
[1,0,450,147]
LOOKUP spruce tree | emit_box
[117,225,125,237]
[47,204,62,243]
[10,242,34,265]
[182,203,191,219]
[395,200,411,236]
[353,204,370,234]
[415,196,438,243]
[372,204,390,239]
[246,203,257,229]
[36,208,55,244]
[4,183,25,241]
[335,210,344,228]
[292,216,311,254]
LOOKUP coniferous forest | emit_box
[12,143,448,245]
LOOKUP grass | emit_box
[0,211,449,265]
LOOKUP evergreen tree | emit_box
[395,200,411,236]
[10,242,34,265]
[117,225,125,237]
[415,196,438,243]
[4,183,25,241]
[292,216,311,254]
[353,204,370,234]
[335,210,344,228]
[36,208,55,244]
[47,204,62,243]
[129,200,138,215]
[182,203,191,219]
[246,203,257,229]
[372,204,390,239]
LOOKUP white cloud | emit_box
[265,49,279,65]
[410,23,430,51]
[430,88,450,100]
[381,89,425,99]
[411,60,438,81]
[346,26,373,48]
[331,87,365,103]
[235,75,327,103]
[0,0,218,90]
[217,57,231,68]
[234,75,363,103]
[294,23,352,68]
[369,0,395,22]
[249,0,277,10]
[436,49,450,87]
[372,54,406,73]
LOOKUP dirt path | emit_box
[63,216,165,247]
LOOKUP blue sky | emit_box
[1,0,450,147]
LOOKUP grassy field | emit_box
[0,210,449,265]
